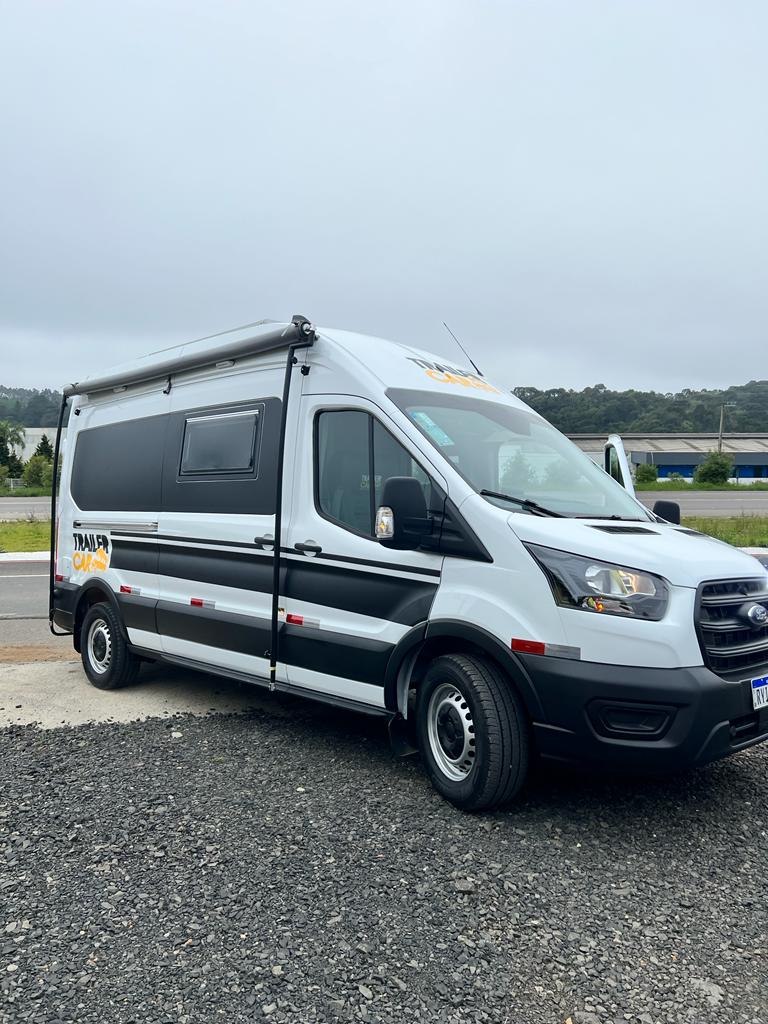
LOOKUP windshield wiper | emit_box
[575,514,646,521]
[480,489,564,518]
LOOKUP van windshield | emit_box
[386,389,652,521]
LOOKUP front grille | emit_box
[698,578,768,678]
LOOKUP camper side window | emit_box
[180,410,260,477]
[316,411,432,537]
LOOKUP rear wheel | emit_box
[80,602,140,690]
[416,654,529,811]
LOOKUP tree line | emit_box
[0,421,54,488]
[0,386,62,427]
[513,380,768,434]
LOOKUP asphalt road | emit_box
[0,561,48,618]
[0,496,50,520]
[0,562,60,656]
[637,489,768,517]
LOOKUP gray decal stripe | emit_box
[111,541,438,627]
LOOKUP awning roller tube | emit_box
[63,316,316,398]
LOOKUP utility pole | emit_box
[717,402,736,454]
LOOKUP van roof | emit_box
[63,316,517,407]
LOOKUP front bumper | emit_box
[519,653,768,771]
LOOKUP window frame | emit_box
[313,407,436,542]
[177,403,264,481]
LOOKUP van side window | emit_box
[180,410,260,476]
[316,411,433,537]
[71,414,165,512]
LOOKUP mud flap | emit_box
[388,714,418,757]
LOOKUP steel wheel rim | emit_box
[427,682,476,781]
[87,618,112,675]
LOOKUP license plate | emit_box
[751,675,768,711]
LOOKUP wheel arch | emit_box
[72,580,124,652]
[384,618,545,721]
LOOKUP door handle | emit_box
[294,540,322,555]
[253,535,275,550]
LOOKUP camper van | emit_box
[50,316,768,810]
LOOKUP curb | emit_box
[0,551,50,563]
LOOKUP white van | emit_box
[50,316,768,810]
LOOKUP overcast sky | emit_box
[1,0,766,394]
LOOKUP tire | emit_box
[80,602,140,690]
[416,654,529,811]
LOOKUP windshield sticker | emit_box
[411,411,454,446]
[72,532,111,574]
[407,357,499,394]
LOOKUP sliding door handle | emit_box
[253,535,275,550]
[294,540,322,555]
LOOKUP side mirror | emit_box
[375,476,430,550]
[653,499,681,525]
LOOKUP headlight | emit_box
[526,544,669,621]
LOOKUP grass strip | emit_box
[682,516,768,548]
[0,519,52,552]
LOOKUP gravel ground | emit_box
[1,698,767,1024]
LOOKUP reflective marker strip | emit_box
[55,574,68,583]
[190,598,215,608]
[286,613,320,628]
[512,638,546,655]
[512,638,580,660]
[119,585,142,596]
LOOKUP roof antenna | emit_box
[442,321,483,376]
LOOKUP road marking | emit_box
[0,573,48,579]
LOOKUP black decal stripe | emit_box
[153,603,391,685]
[110,541,159,575]
[119,594,157,634]
[111,541,437,626]
[159,543,275,592]
[110,532,441,578]
[156,602,272,658]
[284,557,436,626]
[112,532,270,552]
[281,625,392,686]
[311,550,441,578]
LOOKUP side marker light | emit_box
[512,638,581,660]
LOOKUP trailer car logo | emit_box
[407,358,499,393]
[72,532,110,574]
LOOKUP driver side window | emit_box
[316,410,433,537]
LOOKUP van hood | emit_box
[507,515,767,589]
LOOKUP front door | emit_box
[604,434,635,496]
[282,394,445,710]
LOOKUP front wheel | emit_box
[80,602,140,690]
[416,654,529,811]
